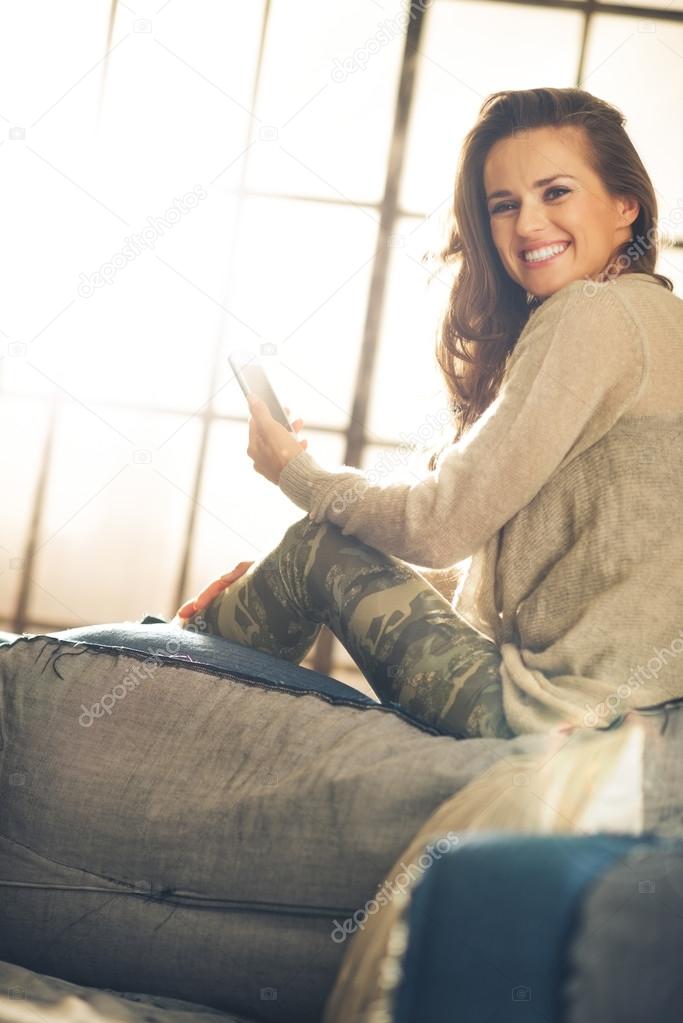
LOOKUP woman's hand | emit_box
[247,396,308,485]
[173,560,254,626]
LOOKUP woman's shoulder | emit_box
[505,273,648,380]
[506,271,678,381]
[523,270,676,335]
[535,270,655,305]
[516,274,626,343]
[606,270,679,303]
[590,272,683,336]
[535,269,667,301]
[554,270,676,309]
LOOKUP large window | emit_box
[2,0,681,688]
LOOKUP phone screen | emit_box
[229,350,293,431]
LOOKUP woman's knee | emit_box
[281,514,349,556]
[282,513,325,545]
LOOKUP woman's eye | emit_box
[490,186,570,215]
[546,186,570,200]
[490,201,514,214]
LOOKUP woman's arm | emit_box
[278,280,646,569]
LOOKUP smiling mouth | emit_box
[520,241,571,267]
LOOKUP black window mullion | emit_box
[312,1,429,677]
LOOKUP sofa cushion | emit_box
[1,615,377,707]
[340,832,683,1023]
[323,716,648,1021]
[0,958,253,1023]
[0,622,541,1023]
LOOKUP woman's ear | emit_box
[618,193,640,229]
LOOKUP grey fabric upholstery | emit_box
[0,958,253,1023]
[0,634,537,1022]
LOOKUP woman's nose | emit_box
[515,200,550,237]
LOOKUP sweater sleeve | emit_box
[277,280,647,569]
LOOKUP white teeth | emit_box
[522,242,569,263]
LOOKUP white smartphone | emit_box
[228,349,294,432]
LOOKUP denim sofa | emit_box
[1,618,681,1023]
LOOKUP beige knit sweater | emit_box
[278,272,683,735]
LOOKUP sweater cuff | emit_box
[277,450,340,515]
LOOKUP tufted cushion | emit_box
[0,621,539,1022]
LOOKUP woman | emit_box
[175,86,683,741]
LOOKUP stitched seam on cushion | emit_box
[0,831,140,888]
[0,880,358,917]
[0,837,358,916]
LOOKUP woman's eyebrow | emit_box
[487,174,577,202]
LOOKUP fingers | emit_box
[177,581,226,619]
[194,577,230,611]
[284,406,304,432]
[177,600,197,619]
[220,561,253,580]
[195,566,248,610]
[177,562,255,620]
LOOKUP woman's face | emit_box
[483,125,639,300]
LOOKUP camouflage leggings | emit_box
[180,515,515,740]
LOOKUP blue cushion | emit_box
[0,615,375,707]
[390,831,682,1022]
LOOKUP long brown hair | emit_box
[424,87,673,472]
